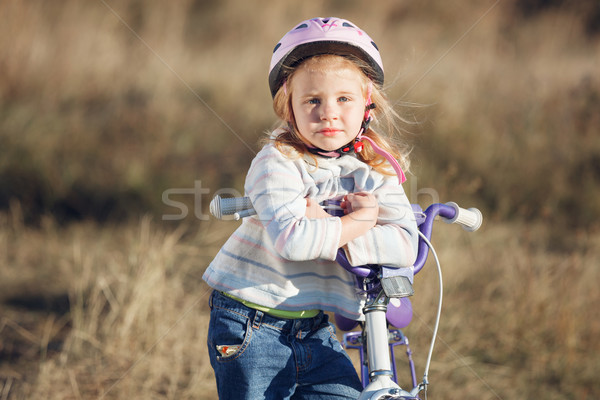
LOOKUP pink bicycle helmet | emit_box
[268,17,384,98]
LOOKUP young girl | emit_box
[203,17,418,399]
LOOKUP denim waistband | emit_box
[209,290,328,334]
[219,290,320,319]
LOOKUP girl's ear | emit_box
[365,81,373,106]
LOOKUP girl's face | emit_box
[289,61,366,151]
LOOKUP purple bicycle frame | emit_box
[335,202,459,390]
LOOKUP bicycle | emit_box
[210,194,482,399]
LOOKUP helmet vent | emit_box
[371,41,379,50]
[322,18,330,23]
[273,43,281,53]
[342,22,355,28]
[295,23,308,30]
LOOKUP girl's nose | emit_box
[320,100,339,120]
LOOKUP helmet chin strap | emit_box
[355,131,406,184]
[356,82,406,184]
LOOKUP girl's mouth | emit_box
[318,128,341,137]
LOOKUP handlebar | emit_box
[412,202,482,274]
[441,202,483,232]
[210,195,255,220]
[209,195,483,275]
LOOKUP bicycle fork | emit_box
[357,296,421,400]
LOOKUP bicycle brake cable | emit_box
[416,230,443,392]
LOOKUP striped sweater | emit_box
[202,142,418,320]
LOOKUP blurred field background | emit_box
[1,0,599,399]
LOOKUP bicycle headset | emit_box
[268,17,406,184]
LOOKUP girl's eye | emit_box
[308,98,320,105]
[338,96,350,102]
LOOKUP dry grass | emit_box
[1,0,600,399]
[408,223,600,399]
[1,0,599,227]
[1,210,236,399]
[2,210,599,399]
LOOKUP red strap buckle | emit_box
[354,140,364,153]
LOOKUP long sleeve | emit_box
[245,146,342,261]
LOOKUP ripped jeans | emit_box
[207,290,362,400]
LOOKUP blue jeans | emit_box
[207,290,363,399]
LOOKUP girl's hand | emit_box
[341,192,379,221]
[337,192,379,247]
[305,197,331,219]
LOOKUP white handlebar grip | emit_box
[210,195,255,219]
[444,202,483,232]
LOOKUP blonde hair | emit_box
[268,54,411,175]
